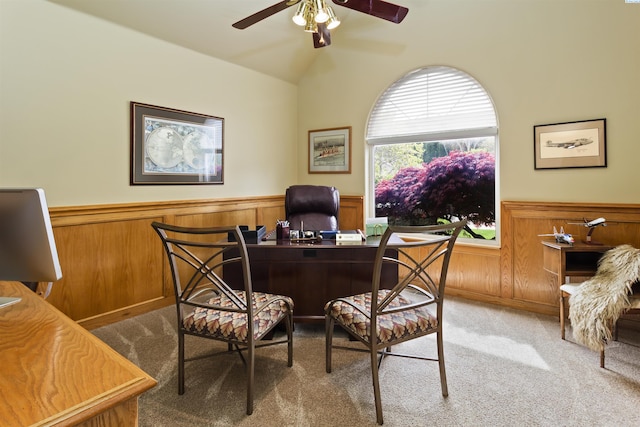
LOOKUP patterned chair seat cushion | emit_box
[325,289,437,344]
[183,291,293,342]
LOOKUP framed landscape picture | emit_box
[534,118,606,170]
[308,126,351,174]
[131,102,224,184]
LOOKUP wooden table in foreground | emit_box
[0,281,156,427]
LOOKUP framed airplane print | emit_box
[534,118,606,170]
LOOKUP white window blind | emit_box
[367,66,497,145]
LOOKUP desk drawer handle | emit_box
[303,249,317,258]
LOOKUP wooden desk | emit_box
[225,237,398,323]
[0,281,156,427]
[541,241,613,288]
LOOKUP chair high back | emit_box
[151,222,293,415]
[155,223,252,319]
[370,221,465,332]
[325,220,466,424]
[285,185,339,231]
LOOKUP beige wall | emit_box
[0,0,298,207]
[298,0,640,212]
[2,1,639,212]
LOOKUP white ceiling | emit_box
[48,0,423,83]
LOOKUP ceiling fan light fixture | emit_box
[313,0,329,23]
[304,19,317,33]
[325,7,340,30]
[292,2,309,26]
[303,5,317,32]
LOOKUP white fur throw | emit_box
[569,244,640,351]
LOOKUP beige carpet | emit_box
[92,297,640,426]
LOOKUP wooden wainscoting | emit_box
[44,198,640,328]
[397,238,502,304]
[47,195,363,329]
[501,201,640,315]
[394,201,640,317]
[446,244,502,301]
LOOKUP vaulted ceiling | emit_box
[49,0,424,83]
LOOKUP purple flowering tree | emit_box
[375,151,495,238]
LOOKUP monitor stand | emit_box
[22,281,38,292]
[20,281,53,298]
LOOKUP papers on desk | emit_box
[336,240,362,245]
[336,230,366,242]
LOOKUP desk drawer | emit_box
[247,245,379,262]
[224,244,398,322]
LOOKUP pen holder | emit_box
[276,224,290,240]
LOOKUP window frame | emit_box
[365,66,500,246]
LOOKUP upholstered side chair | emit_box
[285,185,339,231]
[151,222,294,415]
[325,220,466,424]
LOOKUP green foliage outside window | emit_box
[374,139,496,240]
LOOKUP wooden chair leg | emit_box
[600,349,605,368]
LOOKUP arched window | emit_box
[367,66,498,242]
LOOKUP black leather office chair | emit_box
[285,185,339,231]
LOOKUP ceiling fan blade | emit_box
[232,0,301,29]
[313,23,332,48]
[332,0,409,24]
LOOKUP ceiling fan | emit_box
[232,0,409,48]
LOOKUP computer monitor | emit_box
[0,188,62,306]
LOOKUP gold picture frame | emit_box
[308,126,351,174]
[534,118,606,170]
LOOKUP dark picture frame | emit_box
[130,102,224,185]
[308,126,352,174]
[534,118,606,170]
